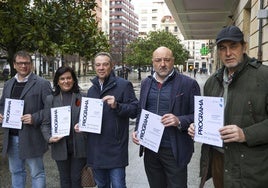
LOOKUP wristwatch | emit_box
[177,121,182,131]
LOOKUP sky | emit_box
[131,0,170,15]
[131,0,153,14]
[130,0,141,7]
[131,0,140,14]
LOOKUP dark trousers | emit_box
[144,147,187,188]
[211,149,224,188]
[56,155,86,188]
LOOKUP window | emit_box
[141,9,147,14]
[141,17,147,21]
[152,9,157,13]
[141,24,147,28]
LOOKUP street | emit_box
[0,71,213,188]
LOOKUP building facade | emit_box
[236,0,268,65]
[160,15,184,40]
[109,0,139,64]
[100,0,110,35]
[135,0,170,37]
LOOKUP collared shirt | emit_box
[153,69,174,83]
[14,72,32,83]
[223,68,234,106]
[98,80,103,91]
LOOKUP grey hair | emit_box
[93,52,112,64]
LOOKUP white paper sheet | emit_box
[194,96,224,147]
[78,97,103,134]
[2,98,24,129]
[137,109,164,153]
[51,106,71,137]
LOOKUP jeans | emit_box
[8,136,46,188]
[93,167,126,188]
[56,155,86,188]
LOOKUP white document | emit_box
[194,96,224,147]
[2,98,24,129]
[78,97,103,134]
[137,109,164,153]
[51,106,71,137]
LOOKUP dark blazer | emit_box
[41,92,88,160]
[136,70,201,167]
[0,73,52,159]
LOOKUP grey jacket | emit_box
[41,92,87,160]
[200,54,268,188]
[0,73,52,159]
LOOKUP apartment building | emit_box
[109,0,138,64]
[135,0,170,37]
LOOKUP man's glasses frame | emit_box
[15,62,32,66]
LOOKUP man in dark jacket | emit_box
[0,50,52,188]
[132,46,201,188]
[86,52,138,188]
[188,26,268,188]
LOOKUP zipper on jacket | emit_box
[156,82,162,114]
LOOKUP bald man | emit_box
[132,46,201,188]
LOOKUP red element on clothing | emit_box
[157,82,162,89]
[75,98,81,106]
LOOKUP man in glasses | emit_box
[0,50,52,188]
[132,46,201,188]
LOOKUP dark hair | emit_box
[53,66,80,95]
[13,50,32,63]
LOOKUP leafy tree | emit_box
[125,30,189,68]
[0,0,109,76]
[0,0,32,76]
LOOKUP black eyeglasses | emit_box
[15,62,31,66]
